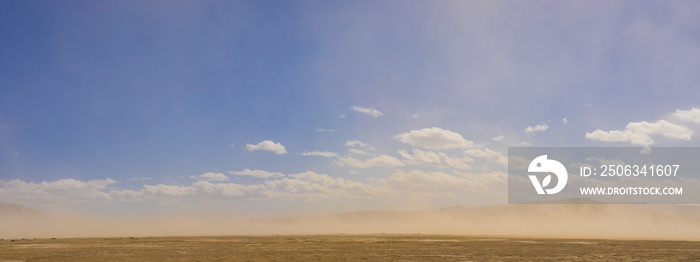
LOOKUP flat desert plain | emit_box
[1,235,699,261]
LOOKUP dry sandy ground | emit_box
[1,234,699,261]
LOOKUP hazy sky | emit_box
[1,1,700,217]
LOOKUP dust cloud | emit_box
[2,203,700,240]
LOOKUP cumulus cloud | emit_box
[335,155,404,168]
[189,172,229,181]
[348,149,369,155]
[0,170,403,207]
[196,172,395,200]
[171,172,395,200]
[398,149,472,169]
[0,178,117,204]
[127,177,152,182]
[585,120,692,146]
[264,171,395,200]
[345,140,373,149]
[394,127,474,149]
[107,189,142,201]
[673,108,700,123]
[228,169,285,178]
[192,181,265,198]
[562,118,568,124]
[299,151,338,158]
[142,184,195,197]
[351,106,383,117]
[524,124,549,134]
[491,135,505,141]
[412,113,420,119]
[627,120,692,140]
[585,129,650,145]
[1,167,509,206]
[463,148,507,166]
[245,140,287,155]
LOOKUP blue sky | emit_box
[1,1,700,216]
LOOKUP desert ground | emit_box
[2,234,699,261]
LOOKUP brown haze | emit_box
[2,201,700,240]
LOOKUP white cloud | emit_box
[228,169,285,178]
[585,130,651,145]
[263,171,395,200]
[585,120,692,146]
[412,113,420,119]
[463,148,507,166]
[142,184,195,197]
[491,135,505,141]
[0,171,399,205]
[107,189,142,201]
[365,155,404,167]
[335,155,404,168]
[315,128,335,133]
[127,177,152,182]
[245,140,288,155]
[584,157,626,166]
[194,172,395,200]
[520,142,533,146]
[351,106,383,117]
[398,149,472,169]
[140,171,394,200]
[378,170,504,195]
[672,108,700,123]
[524,124,549,134]
[299,151,338,158]
[345,140,373,149]
[394,127,474,149]
[192,181,265,198]
[134,172,395,200]
[189,172,229,181]
[626,120,692,140]
[348,148,369,155]
[562,118,568,124]
[0,178,116,205]
[508,156,529,170]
